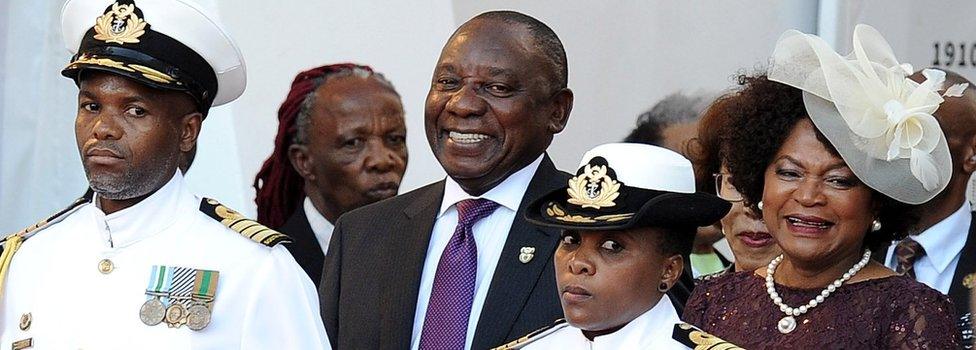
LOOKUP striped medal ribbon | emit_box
[186,269,219,331]
[139,265,172,326]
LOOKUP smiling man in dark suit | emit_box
[320,10,574,350]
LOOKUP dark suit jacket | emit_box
[320,155,569,350]
[948,213,975,346]
[874,212,976,345]
[279,208,326,289]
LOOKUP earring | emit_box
[657,282,669,292]
[757,201,764,210]
[871,219,882,232]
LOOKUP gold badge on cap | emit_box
[518,247,536,264]
[94,2,148,45]
[567,164,620,209]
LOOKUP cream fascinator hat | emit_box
[769,24,968,204]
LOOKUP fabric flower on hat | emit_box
[769,24,965,203]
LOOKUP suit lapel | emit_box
[947,212,976,319]
[378,181,444,349]
[472,156,569,349]
[279,208,325,288]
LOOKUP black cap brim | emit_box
[525,186,731,231]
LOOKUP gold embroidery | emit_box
[93,2,148,44]
[593,213,635,222]
[203,199,291,247]
[129,64,174,84]
[66,55,136,72]
[567,164,621,209]
[545,203,633,224]
[678,324,744,350]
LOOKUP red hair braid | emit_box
[253,63,374,228]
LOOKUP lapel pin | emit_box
[18,312,31,331]
[519,247,536,264]
[963,272,975,289]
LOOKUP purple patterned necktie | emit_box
[419,198,500,350]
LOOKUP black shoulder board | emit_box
[199,198,292,247]
[492,319,568,350]
[672,323,744,349]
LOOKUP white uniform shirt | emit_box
[0,172,330,349]
[523,297,688,350]
[884,201,970,294]
[410,155,544,350]
[303,197,335,256]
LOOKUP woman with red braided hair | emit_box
[254,63,408,287]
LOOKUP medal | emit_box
[186,304,212,331]
[165,267,197,328]
[140,265,219,330]
[186,269,219,331]
[165,303,187,327]
[140,266,172,326]
[139,297,165,326]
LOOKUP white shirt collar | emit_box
[438,154,544,217]
[91,170,191,248]
[578,296,680,347]
[912,201,971,273]
[303,197,335,254]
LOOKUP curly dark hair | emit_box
[689,94,736,194]
[721,73,916,251]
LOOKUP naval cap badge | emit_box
[93,1,148,45]
[566,157,621,210]
[519,247,536,264]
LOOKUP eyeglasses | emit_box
[713,173,744,202]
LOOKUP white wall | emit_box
[1,0,818,232]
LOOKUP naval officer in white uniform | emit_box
[495,143,735,349]
[0,0,330,349]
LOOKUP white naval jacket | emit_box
[0,172,330,349]
[522,297,688,350]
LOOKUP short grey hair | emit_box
[293,67,399,145]
[623,91,718,145]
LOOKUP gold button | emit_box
[18,312,30,331]
[98,259,114,274]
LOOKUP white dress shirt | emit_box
[523,297,688,350]
[0,172,330,349]
[885,201,970,294]
[410,155,544,350]
[303,197,335,256]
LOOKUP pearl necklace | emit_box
[765,250,871,334]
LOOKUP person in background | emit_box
[253,64,407,287]
[877,68,976,346]
[495,143,731,349]
[624,92,731,277]
[320,10,574,350]
[684,25,960,348]
[689,94,780,276]
[0,0,329,348]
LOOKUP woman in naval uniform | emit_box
[493,143,735,349]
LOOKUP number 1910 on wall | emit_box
[933,41,976,67]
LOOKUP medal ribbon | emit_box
[145,265,173,304]
[192,269,219,304]
[170,267,196,307]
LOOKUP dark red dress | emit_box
[683,271,961,349]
